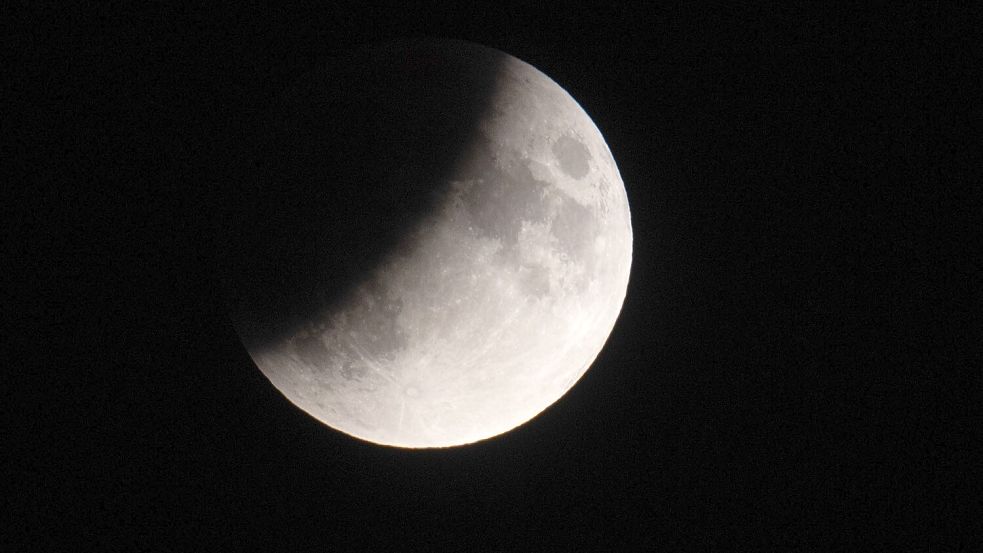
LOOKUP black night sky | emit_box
[9,2,979,550]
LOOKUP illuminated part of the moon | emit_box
[232,41,632,448]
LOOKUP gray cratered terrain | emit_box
[225,40,632,448]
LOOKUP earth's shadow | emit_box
[215,39,508,352]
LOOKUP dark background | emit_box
[7,2,980,550]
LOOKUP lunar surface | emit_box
[225,40,632,448]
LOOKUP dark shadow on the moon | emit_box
[215,39,508,352]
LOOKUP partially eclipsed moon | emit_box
[227,40,632,448]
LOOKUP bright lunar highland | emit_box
[228,40,632,448]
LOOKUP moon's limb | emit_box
[237,41,632,448]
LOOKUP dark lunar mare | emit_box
[216,40,507,352]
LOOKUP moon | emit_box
[223,39,632,448]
